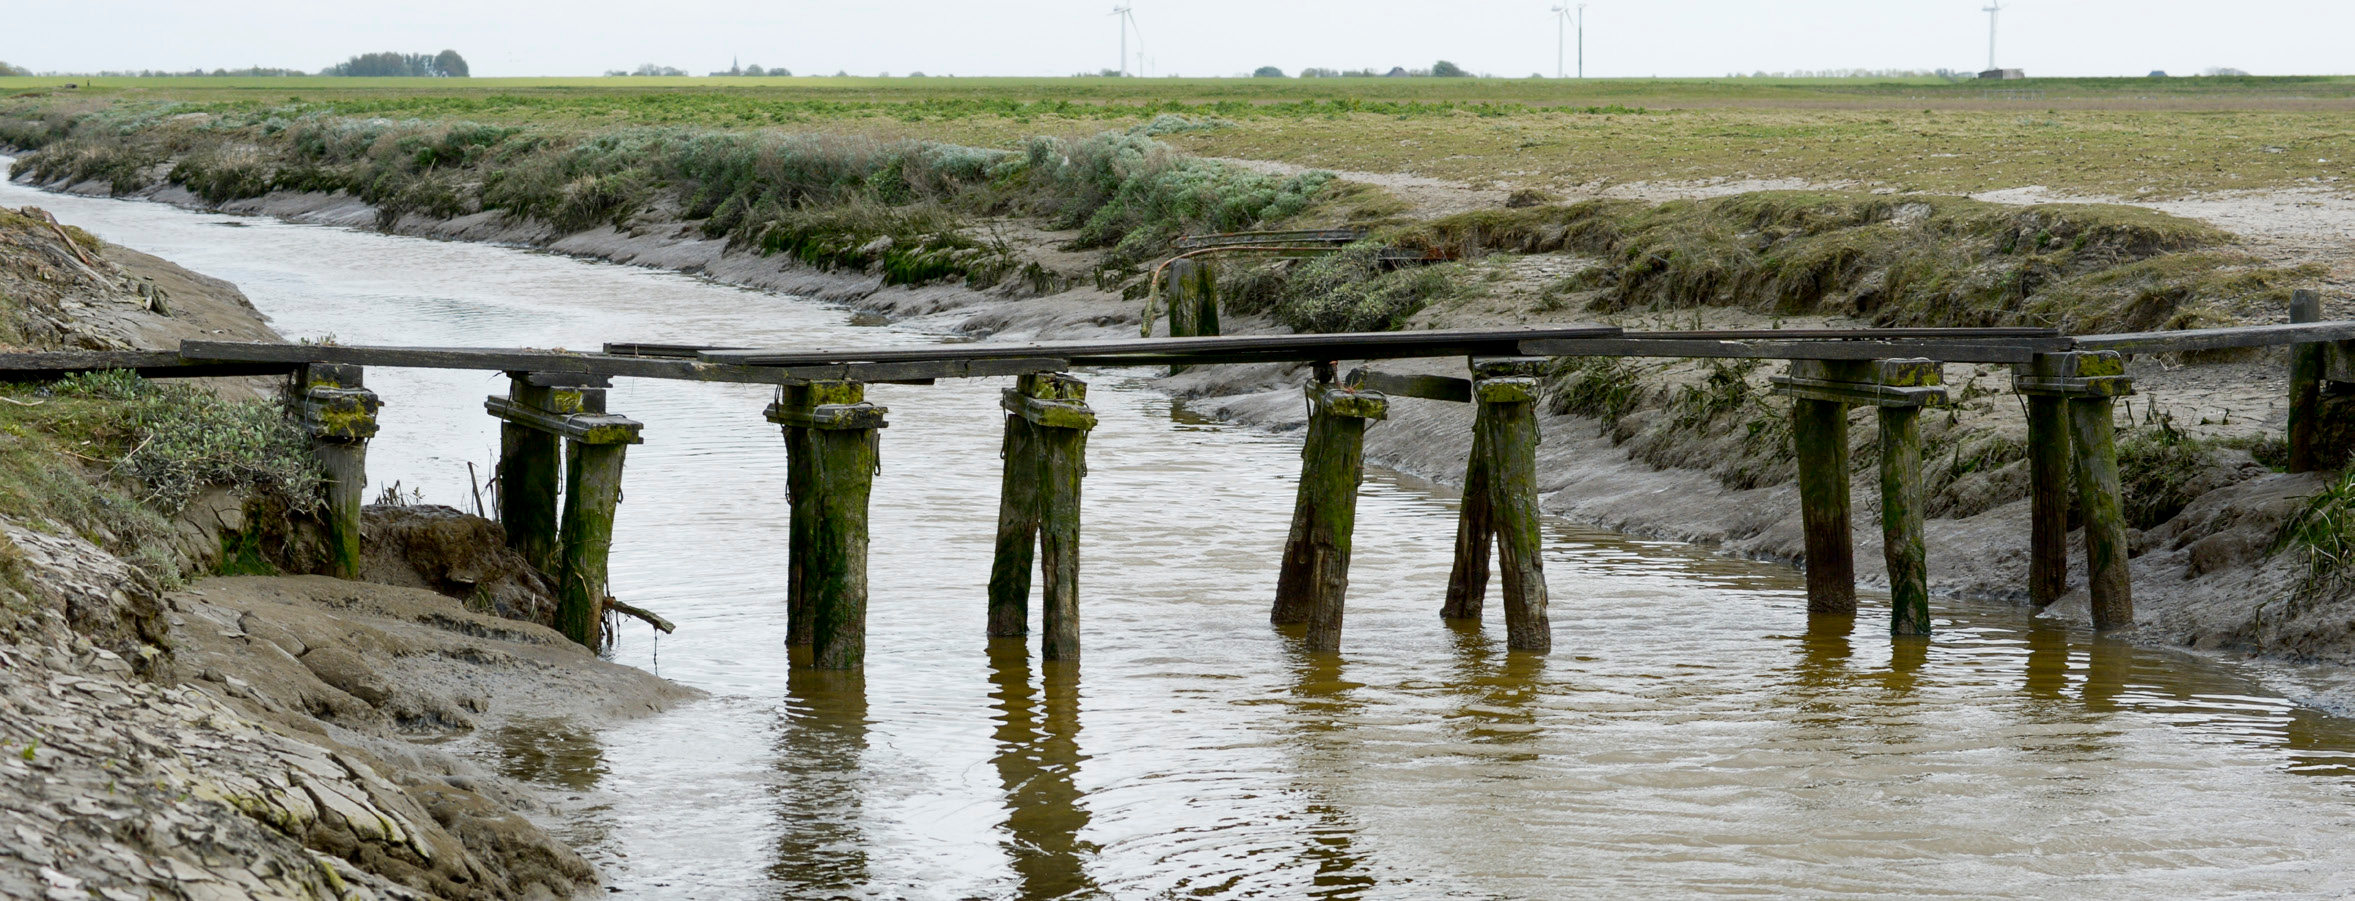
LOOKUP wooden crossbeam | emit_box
[1771,359,1947,408]
[2073,321,2355,354]
[701,326,1622,367]
[483,395,644,444]
[1523,337,2062,363]
[0,350,301,381]
[183,341,1065,384]
[1344,368,1472,403]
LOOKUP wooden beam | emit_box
[483,396,644,444]
[1525,337,2056,363]
[1771,359,1948,408]
[184,340,1066,384]
[701,325,1622,367]
[1345,368,1473,403]
[2072,320,2355,354]
[0,350,301,381]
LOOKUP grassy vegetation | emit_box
[0,372,318,581]
[2278,468,2355,597]
[1396,192,2315,333]
[1219,242,1465,333]
[6,75,2350,197]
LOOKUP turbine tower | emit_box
[1983,0,2003,72]
[1111,5,1142,77]
[1551,5,1570,79]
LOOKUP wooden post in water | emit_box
[1165,259,1218,374]
[2024,394,2071,607]
[1873,360,1940,636]
[2015,351,2135,629]
[497,372,604,574]
[989,373,1097,660]
[1441,357,1553,652]
[2288,289,2325,474]
[1273,367,1388,653]
[1773,359,1946,632]
[767,381,886,669]
[297,363,381,580]
[547,385,641,649]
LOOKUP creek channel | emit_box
[13,174,2355,899]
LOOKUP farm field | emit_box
[5,75,2353,197]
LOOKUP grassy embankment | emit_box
[0,208,317,601]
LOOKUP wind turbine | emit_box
[1983,0,2003,72]
[1111,6,1143,77]
[1551,6,1568,78]
[1550,4,1588,79]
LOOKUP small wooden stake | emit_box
[497,376,562,573]
[1273,379,1387,653]
[2069,396,2134,629]
[1879,405,1930,635]
[1792,398,1856,616]
[2025,394,2071,607]
[556,440,626,649]
[2288,289,2325,474]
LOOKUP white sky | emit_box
[4,1,2346,79]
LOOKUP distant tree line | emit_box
[1261,61,1473,78]
[604,63,792,77]
[0,61,31,77]
[323,51,469,77]
[1730,68,1955,79]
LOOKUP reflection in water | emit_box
[1281,650,1378,899]
[485,717,607,791]
[1445,620,1544,750]
[771,665,871,897]
[986,640,1101,901]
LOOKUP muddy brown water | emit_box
[14,174,2355,899]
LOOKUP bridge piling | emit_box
[1441,404,1493,621]
[1470,358,1554,652]
[1774,359,1945,632]
[496,372,604,574]
[768,381,886,669]
[296,363,381,580]
[2288,289,2326,473]
[2015,351,2135,628]
[2024,394,2072,607]
[1274,366,1388,652]
[990,373,1098,659]
[486,375,641,648]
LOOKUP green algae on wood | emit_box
[555,440,625,648]
[1273,381,1387,653]
[1878,405,1930,635]
[1791,397,1855,616]
[2025,394,2071,607]
[2069,395,2135,629]
[497,378,562,574]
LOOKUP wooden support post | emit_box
[2015,351,2135,629]
[1273,372,1388,653]
[1774,359,1946,630]
[767,382,886,669]
[497,372,604,574]
[2288,289,2325,474]
[556,438,625,648]
[2025,394,2071,608]
[776,384,818,647]
[1790,397,1855,616]
[297,363,380,580]
[989,373,1097,660]
[1441,358,1551,651]
[1165,259,1219,374]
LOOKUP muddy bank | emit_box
[16,173,2350,671]
[0,207,698,899]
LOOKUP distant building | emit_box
[2148,70,2169,78]
[1978,68,2026,80]
[1384,67,1409,77]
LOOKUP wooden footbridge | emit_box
[8,290,2350,670]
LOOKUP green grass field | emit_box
[6,75,2353,197]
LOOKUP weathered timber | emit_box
[2069,394,2134,629]
[765,381,870,648]
[988,372,1096,659]
[1442,404,1494,620]
[187,340,1067,385]
[1879,405,1930,635]
[1167,259,1205,339]
[483,396,644,444]
[555,439,626,649]
[1273,383,1389,652]
[2289,290,2325,473]
[2025,394,2071,608]
[297,364,379,580]
[702,325,1621,367]
[1771,358,1948,408]
[1347,368,1473,403]
[496,377,563,572]
[1623,327,2062,340]
[1476,375,1553,652]
[0,350,299,382]
[763,381,886,669]
[1524,337,2061,364]
[2012,351,2135,398]
[2072,321,2355,355]
[1792,398,1856,616]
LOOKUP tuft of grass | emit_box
[1220,242,1460,333]
[2276,468,2355,596]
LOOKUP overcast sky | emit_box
[5,1,2346,79]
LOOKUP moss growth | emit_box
[1218,242,1462,333]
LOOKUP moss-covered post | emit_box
[1873,360,1941,636]
[768,381,885,669]
[2015,351,2135,629]
[1166,259,1203,340]
[1449,357,1553,651]
[2024,394,2071,607]
[1774,359,1946,632]
[550,385,641,650]
[1273,368,1388,653]
[297,363,381,580]
[2288,289,2325,474]
[771,384,820,647]
[497,372,604,575]
[990,374,1097,658]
